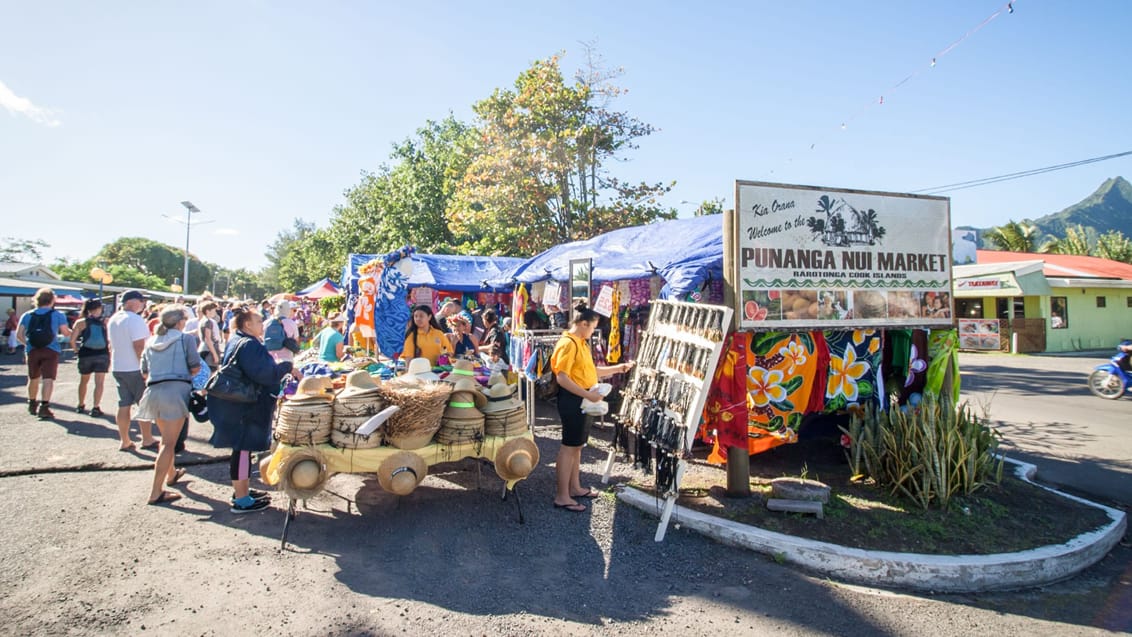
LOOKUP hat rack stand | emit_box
[609,299,732,542]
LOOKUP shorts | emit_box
[137,381,192,422]
[114,371,146,407]
[77,353,110,375]
[556,390,591,447]
[27,348,60,380]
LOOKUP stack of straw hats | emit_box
[403,357,440,382]
[275,377,334,445]
[331,370,385,449]
[494,438,539,482]
[481,382,527,437]
[435,377,486,445]
[377,451,427,496]
[378,381,452,450]
[443,359,477,383]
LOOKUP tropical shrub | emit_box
[841,394,1004,509]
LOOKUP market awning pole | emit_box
[721,205,751,496]
[726,446,751,497]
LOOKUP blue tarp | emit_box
[491,214,724,299]
[342,253,527,294]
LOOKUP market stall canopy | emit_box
[343,253,527,293]
[491,214,724,299]
[296,278,341,299]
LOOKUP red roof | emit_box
[976,250,1132,280]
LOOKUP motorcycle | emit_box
[1087,346,1132,399]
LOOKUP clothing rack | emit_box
[513,329,603,433]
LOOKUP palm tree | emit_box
[1094,230,1132,263]
[983,220,1041,253]
[1041,224,1093,255]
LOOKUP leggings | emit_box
[229,450,252,481]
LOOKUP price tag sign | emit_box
[593,285,615,317]
[543,280,562,307]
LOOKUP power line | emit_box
[912,150,1132,194]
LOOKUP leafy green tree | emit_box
[92,237,212,293]
[983,220,1041,253]
[275,227,341,293]
[1094,230,1132,264]
[263,219,319,290]
[0,237,50,262]
[449,53,674,255]
[693,198,725,217]
[51,258,166,291]
[330,116,476,257]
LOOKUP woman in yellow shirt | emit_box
[402,304,453,366]
[550,304,634,512]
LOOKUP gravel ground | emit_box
[0,353,1129,635]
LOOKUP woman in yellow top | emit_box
[403,304,453,366]
[550,304,634,512]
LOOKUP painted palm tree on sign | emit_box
[983,220,1041,252]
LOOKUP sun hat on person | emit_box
[275,300,293,318]
[328,312,345,324]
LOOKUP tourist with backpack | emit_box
[16,287,72,420]
[264,300,300,364]
[69,298,111,417]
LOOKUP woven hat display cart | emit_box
[435,377,486,445]
[278,446,330,500]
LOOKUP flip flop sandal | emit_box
[147,491,182,506]
[118,444,136,452]
[573,489,601,499]
[141,442,161,451]
[553,502,586,513]
[166,468,187,487]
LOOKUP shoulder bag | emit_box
[204,337,258,403]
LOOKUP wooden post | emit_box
[725,445,751,497]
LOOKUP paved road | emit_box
[0,351,1129,635]
[959,351,1132,507]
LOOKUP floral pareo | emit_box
[746,332,826,443]
[823,329,883,412]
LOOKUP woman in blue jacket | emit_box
[207,305,297,513]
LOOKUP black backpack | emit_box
[27,311,55,349]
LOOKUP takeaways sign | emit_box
[734,181,953,330]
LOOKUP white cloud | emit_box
[213,228,239,236]
[0,79,62,127]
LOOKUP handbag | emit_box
[204,338,259,403]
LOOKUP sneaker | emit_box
[231,489,270,503]
[89,407,104,418]
[27,399,37,415]
[37,404,55,420]
[76,405,86,414]
[230,498,271,514]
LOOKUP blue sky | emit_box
[2,1,1130,276]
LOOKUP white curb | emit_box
[617,458,1127,593]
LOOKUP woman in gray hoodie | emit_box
[139,305,201,505]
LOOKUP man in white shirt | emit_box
[108,290,157,451]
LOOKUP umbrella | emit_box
[297,278,341,299]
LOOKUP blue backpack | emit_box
[26,311,56,349]
[264,318,285,351]
[80,318,108,351]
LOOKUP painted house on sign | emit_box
[953,250,1132,353]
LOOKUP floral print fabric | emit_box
[822,329,883,412]
[745,332,827,443]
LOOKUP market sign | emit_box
[956,278,1002,290]
[733,181,953,330]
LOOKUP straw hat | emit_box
[445,377,486,414]
[328,312,345,324]
[377,451,427,496]
[481,382,522,414]
[339,370,381,398]
[485,371,506,388]
[444,359,477,382]
[288,377,335,403]
[278,447,329,500]
[405,357,440,382]
[274,300,293,318]
[495,438,539,482]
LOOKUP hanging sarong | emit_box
[925,329,960,403]
[375,247,413,359]
[822,329,883,412]
[608,286,622,363]
[747,331,826,442]
[704,333,754,463]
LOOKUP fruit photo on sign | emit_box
[741,290,780,321]
[887,291,920,319]
[817,290,849,320]
[780,289,818,320]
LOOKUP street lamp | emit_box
[89,266,113,301]
[164,200,213,296]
